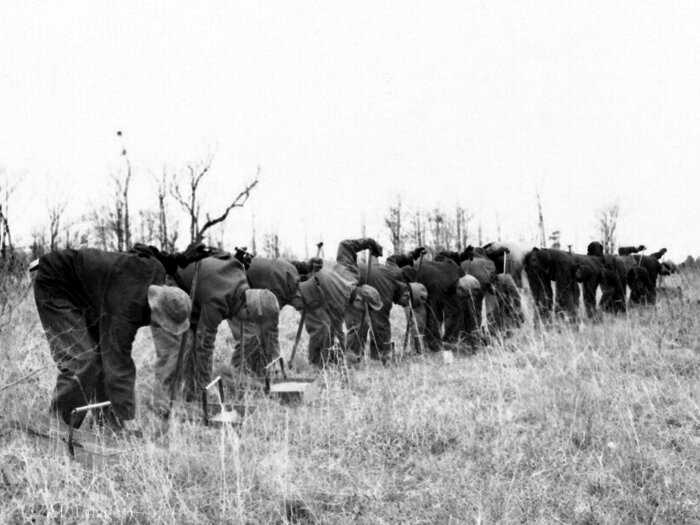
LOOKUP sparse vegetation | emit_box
[1,270,698,523]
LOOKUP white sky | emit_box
[1,2,699,260]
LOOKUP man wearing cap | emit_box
[401,281,429,354]
[455,274,486,348]
[345,258,412,362]
[290,257,324,281]
[177,252,279,398]
[32,245,207,430]
[298,238,384,366]
[228,255,301,381]
[388,247,463,352]
[485,273,524,337]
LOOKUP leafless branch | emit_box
[196,172,260,242]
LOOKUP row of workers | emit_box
[32,239,455,431]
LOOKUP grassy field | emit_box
[1,271,698,524]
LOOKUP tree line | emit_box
[383,196,624,257]
[0,130,674,267]
[6,132,259,262]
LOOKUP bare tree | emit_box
[30,228,47,259]
[411,209,427,248]
[213,222,226,250]
[455,205,473,251]
[109,175,126,251]
[598,202,620,255]
[0,173,17,260]
[429,209,445,251]
[48,201,67,251]
[89,206,113,250]
[384,196,405,255]
[250,212,257,255]
[549,230,561,250]
[441,213,455,251]
[171,157,259,244]
[62,221,84,249]
[536,190,546,248]
[262,231,280,258]
[111,130,133,251]
[153,169,178,251]
[136,209,159,245]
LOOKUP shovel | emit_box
[264,356,320,404]
[287,309,306,369]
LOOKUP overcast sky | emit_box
[1,2,699,260]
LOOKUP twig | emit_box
[0,366,49,393]
[196,173,260,242]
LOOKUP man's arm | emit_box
[618,245,646,256]
[336,238,383,267]
[385,246,426,268]
[435,251,460,264]
[650,247,667,260]
[289,257,323,278]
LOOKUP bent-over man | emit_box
[177,252,278,398]
[32,245,208,429]
[298,238,383,366]
[345,259,411,362]
[228,256,302,379]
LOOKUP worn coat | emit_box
[345,260,409,360]
[619,254,668,305]
[247,257,300,307]
[302,238,381,365]
[229,257,300,377]
[524,248,580,324]
[393,257,462,351]
[486,274,524,334]
[34,248,167,423]
[178,254,249,395]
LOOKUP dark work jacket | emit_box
[415,259,463,301]
[358,261,406,309]
[178,255,249,332]
[308,238,377,319]
[35,248,167,418]
[246,257,300,307]
[461,257,496,288]
[335,238,380,282]
[386,252,462,297]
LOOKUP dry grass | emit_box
[1,272,699,524]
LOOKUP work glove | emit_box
[369,240,383,258]
[130,243,156,257]
[460,245,475,261]
[132,243,214,275]
[234,246,255,269]
[410,246,427,260]
[309,257,323,272]
[174,242,214,268]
